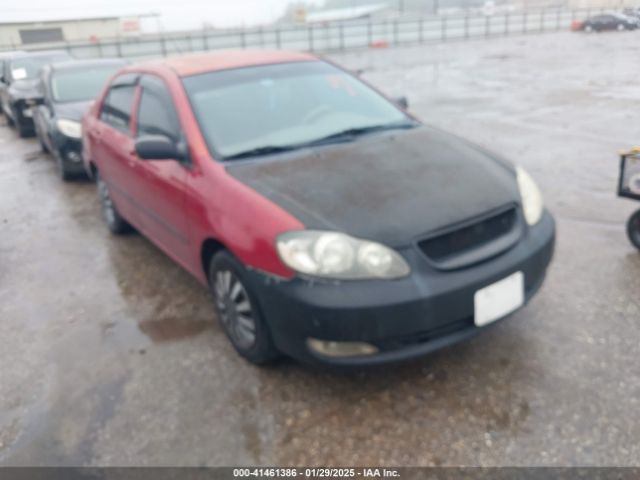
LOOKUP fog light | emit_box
[306,338,378,357]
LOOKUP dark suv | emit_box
[0,50,71,136]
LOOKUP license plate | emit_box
[474,271,524,327]
[22,108,32,117]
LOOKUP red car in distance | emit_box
[82,50,554,366]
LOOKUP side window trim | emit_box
[136,74,182,142]
[100,75,139,136]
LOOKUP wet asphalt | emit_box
[1,31,640,467]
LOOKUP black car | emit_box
[0,50,72,137]
[582,13,638,32]
[33,59,127,180]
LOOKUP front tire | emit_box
[56,152,74,182]
[36,127,49,153]
[96,171,132,234]
[16,122,30,138]
[11,107,30,138]
[5,109,14,127]
[627,209,640,251]
[208,251,279,365]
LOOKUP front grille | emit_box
[418,207,520,269]
[377,317,474,351]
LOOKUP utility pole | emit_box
[434,0,439,14]
[399,0,405,14]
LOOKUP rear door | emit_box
[93,74,140,225]
[129,74,190,263]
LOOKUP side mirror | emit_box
[394,96,409,109]
[134,135,182,161]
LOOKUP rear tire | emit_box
[208,251,279,365]
[627,209,640,251]
[96,171,132,234]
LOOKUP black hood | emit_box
[227,126,521,247]
[55,100,93,122]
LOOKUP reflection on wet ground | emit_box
[1,31,640,466]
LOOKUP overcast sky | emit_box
[4,0,325,29]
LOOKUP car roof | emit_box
[136,49,317,77]
[49,58,127,72]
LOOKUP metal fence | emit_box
[0,7,614,59]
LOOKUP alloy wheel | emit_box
[214,270,256,350]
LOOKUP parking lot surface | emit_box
[1,31,640,466]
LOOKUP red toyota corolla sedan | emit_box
[82,50,555,366]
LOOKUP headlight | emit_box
[276,231,410,280]
[516,166,544,225]
[56,119,82,139]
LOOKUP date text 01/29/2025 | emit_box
[232,468,401,478]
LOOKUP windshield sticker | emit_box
[325,74,356,96]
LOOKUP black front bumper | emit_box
[246,211,555,366]
[11,99,37,130]
[53,136,85,174]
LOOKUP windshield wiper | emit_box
[302,121,418,147]
[224,145,300,161]
[223,121,418,161]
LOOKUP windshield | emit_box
[11,54,71,81]
[51,64,123,103]
[182,61,410,159]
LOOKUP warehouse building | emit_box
[0,12,156,49]
[293,4,391,23]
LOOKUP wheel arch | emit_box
[201,237,229,283]
[87,160,98,180]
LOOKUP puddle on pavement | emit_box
[137,317,212,343]
[99,312,213,349]
[102,232,218,346]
